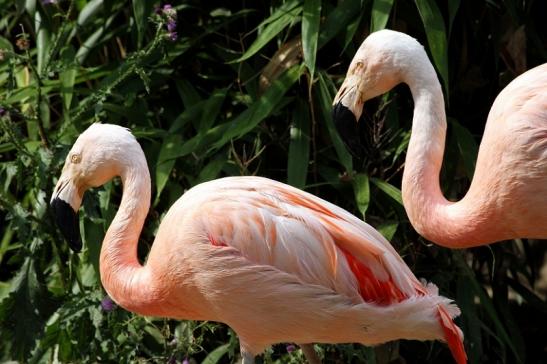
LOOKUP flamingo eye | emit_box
[70,153,81,164]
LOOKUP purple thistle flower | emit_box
[42,0,57,4]
[286,344,296,353]
[100,295,116,312]
[182,358,190,364]
[168,31,178,41]
[167,20,177,33]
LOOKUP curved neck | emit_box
[401,62,495,247]
[99,151,160,314]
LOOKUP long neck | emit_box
[401,61,494,247]
[99,151,161,314]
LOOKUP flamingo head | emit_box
[332,29,426,152]
[50,123,137,252]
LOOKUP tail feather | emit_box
[437,305,467,364]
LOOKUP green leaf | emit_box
[415,0,449,97]
[457,271,483,364]
[35,11,51,75]
[208,65,302,151]
[77,0,104,27]
[317,0,361,49]
[370,0,394,32]
[316,71,352,172]
[302,0,321,78]
[60,46,77,111]
[155,134,182,203]
[376,221,398,240]
[447,0,461,37]
[0,254,55,361]
[450,118,478,180]
[370,177,403,205]
[0,35,14,55]
[132,0,153,49]
[454,252,523,363]
[193,155,227,186]
[198,87,229,133]
[76,14,116,64]
[175,79,203,110]
[230,0,302,63]
[288,100,310,189]
[201,343,230,364]
[352,173,370,218]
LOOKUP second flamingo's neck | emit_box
[99,150,161,314]
[401,61,496,247]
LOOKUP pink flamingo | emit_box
[50,123,467,364]
[333,29,547,248]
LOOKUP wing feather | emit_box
[185,176,424,304]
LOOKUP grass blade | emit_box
[155,134,182,203]
[201,343,230,364]
[198,87,228,133]
[352,173,370,219]
[208,65,302,151]
[415,0,449,97]
[230,0,302,63]
[376,221,398,240]
[450,118,478,180]
[77,0,104,27]
[447,0,461,37]
[288,99,310,189]
[59,46,77,112]
[454,252,523,363]
[316,71,353,172]
[370,0,394,32]
[302,0,321,78]
[370,177,403,206]
[132,0,153,49]
[317,0,361,49]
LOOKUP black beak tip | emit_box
[50,197,82,253]
[332,102,362,157]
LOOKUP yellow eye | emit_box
[70,154,81,164]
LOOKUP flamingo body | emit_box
[333,30,547,248]
[50,123,466,363]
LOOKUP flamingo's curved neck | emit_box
[401,60,493,247]
[99,150,158,314]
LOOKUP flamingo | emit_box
[332,29,547,248]
[50,123,467,364]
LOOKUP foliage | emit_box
[0,0,545,363]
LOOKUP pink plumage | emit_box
[333,29,547,248]
[51,123,466,364]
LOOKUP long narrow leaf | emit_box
[132,0,153,48]
[302,0,321,78]
[162,65,303,163]
[208,65,302,151]
[450,118,478,180]
[370,177,403,205]
[317,0,361,49]
[454,252,523,363]
[288,100,310,189]
[370,0,394,32]
[201,343,230,364]
[155,134,182,203]
[415,0,449,97]
[316,71,353,172]
[230,1,302,63]
[352,173,370,219]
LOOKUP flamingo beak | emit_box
[332,101,360,155]
[50,176,82,252]
[332,79,363,156]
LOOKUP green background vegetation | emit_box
[0,0,546,362]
